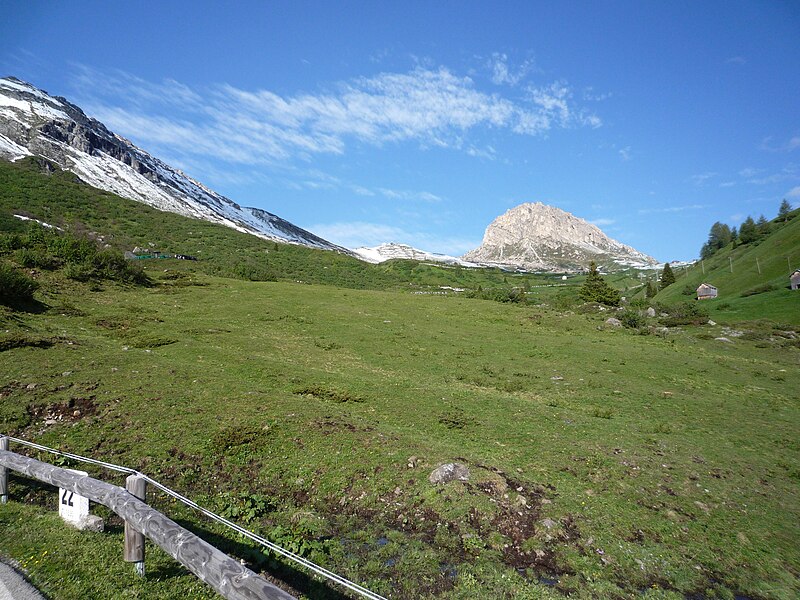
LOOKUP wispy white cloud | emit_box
[488,53,536,86]
[466,145,497,160]
[690,172,717,185]
[638,204,708,215]
[739,167,763,178]
[583,87,613,102]
[719,181,736,188]
[377,188,442,202]
[350,185,376,197]
[745,164,799,185]
[619,146,631,161]
[760,135,800,153]
[786,186,800,199]
[310,220,478,255]
[726,56,746,65]
[71,64,601,166]
[590,218,616,226]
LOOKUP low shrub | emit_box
[466,286,529,304]
[657,301,709,327]
[619,308,646,329]
[14,247,62,270]
[0,262,39,306]
[740,283,777,297]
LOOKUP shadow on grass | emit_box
[0,297,49,314]
[174,518,352,600]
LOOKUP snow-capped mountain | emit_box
[463,202,658,272]
[0,76,349,253]
[352,242,477,266]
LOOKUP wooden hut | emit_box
[791,270,800,290]
[696,283,718,300]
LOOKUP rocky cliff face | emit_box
[462,202,657,272]
[0,76,349,253]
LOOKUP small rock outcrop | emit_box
[429,463,470,485]
[605,317,623,328]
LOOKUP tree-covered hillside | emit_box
[655,206,800,323]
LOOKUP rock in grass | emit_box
[429,463,470,485]
[605,317,623,328]
[646,307,656,318]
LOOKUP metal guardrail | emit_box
[0,435,387,600]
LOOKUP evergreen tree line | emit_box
[700,199,794,260]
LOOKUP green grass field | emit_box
[1,265,798,599]
[1,157,799,598]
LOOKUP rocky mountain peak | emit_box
[462,202,657,272]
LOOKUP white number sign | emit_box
[58,469,89,525]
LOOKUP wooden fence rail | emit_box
[0,448,295,600]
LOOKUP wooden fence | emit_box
[0,447,296,600]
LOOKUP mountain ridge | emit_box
[0,76,351,254]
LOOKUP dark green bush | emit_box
[14,247,62,270]
[466,286,529,304]
[0,262,39,305]
[740,283,777,297]
[619,308,646,329]
[657,301,709,326]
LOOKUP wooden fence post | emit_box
[124,475,146,577]
[0,450,296,599]
[0,437,7,504]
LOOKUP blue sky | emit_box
[2,1,799,261]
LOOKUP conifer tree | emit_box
[578,261,621,306]
[778,199,792,222]
[659,262,676,290]
[645,280,658,299]
[739,216,758,243]
[756,214,770,235]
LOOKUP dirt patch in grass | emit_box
[294,385,364,403]
[311,416,366,434]
[28,396,98,423]
[130,335,178,348]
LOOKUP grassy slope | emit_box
[654,213,800,324]
[1,157,798,598]
[0,157,554,295]
[1,271,798,599]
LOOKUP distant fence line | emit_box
[0,435,386,600]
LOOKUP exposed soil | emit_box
[27,395,98,423]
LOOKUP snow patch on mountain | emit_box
[0,76,351,254]
[352,242,478,266]
[0,132,31,160]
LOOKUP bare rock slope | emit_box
[463,202,657,272]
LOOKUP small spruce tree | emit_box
[578,261,621,306]
[778,199,792,222]
[645,280,658,299]
[659,262,676,290]
[756,214,770,235]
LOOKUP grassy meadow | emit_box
[1,157,799,598]
[1,265,798,599]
